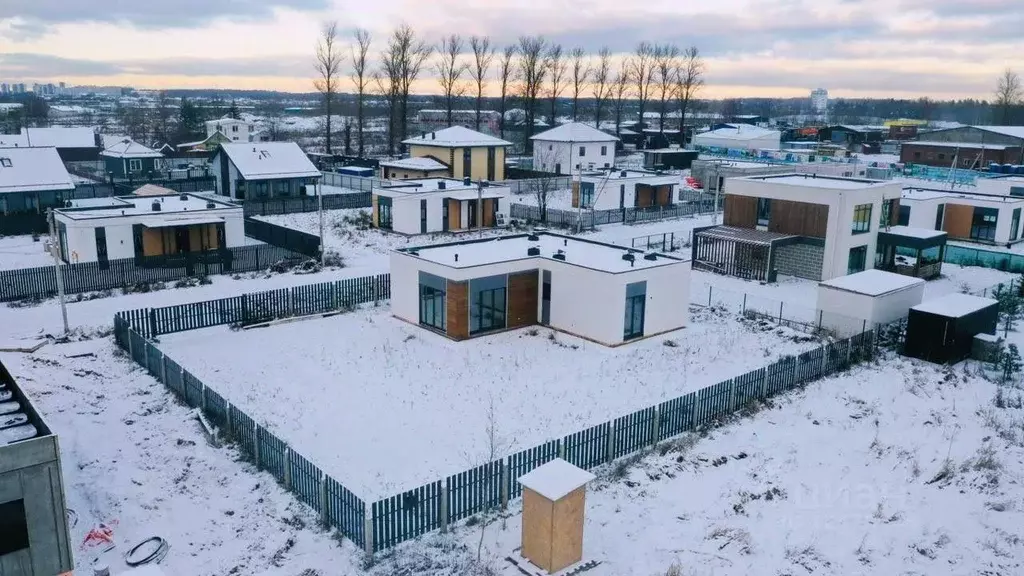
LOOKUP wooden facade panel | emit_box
[445,279,468,340]
[482,199,495,227]
[521,488,553,571]
[448,199,462,231]
[655,185,672,206]
[943,203,973,238]
[635,185,654,208]
[768,199,828,238]
[507,270,539,328]
[550,487,587,573]
[889,198,900,225]
[141,228,163,256]
[571,184,580,209]
[723,194,757,228]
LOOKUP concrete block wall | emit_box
[775,243,824,281]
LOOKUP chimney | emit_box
[438,181,446,189]
[463,176,471,186]
[151,201,161,211]
[454,253,459,262]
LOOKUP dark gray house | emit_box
[99,138,164,179]
[211,142,322,200]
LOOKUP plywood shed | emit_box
[816,269,926,337]
[903,293,998,364]
[518,458,596,574]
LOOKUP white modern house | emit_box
[53,193,244,264]
[816,269,925,336]
[390,232,690,346]
[693,125,781,151]
[205,117,260,142]
[694,173,902,281]
[379,157,451,180]
[530,123,619,175]
[211,142,321,200]
[0,146,76,216]
[372,177,511,235]
[900,187,1024,247]
[575,169,680,211]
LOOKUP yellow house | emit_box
[402,126,512,182]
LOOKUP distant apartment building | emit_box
[417,109,501,135]
[810,88,828,113]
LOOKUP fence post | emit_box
[846,337,853,365]
[727,379,737,411]
[605,422,616,463]
[241,293,250,324]
[284,447,292,490]
[760,367,769,398]
[200,382,207,413]
[778,301,784,323]
[707,286,712,307]
[225,401,233,438]
[689,393,699,428]
[818,310,823,330]
[319,472,329,528]
[126,328,134,361]
[364,503,374,555]
[500,462,509,511]
[742,293,747,315]
[440,481,449,532]
[791,357,800,388]
[160,353,167,385]
[650,406,661,445]
[820,344,828,375]
[148,309,157,339]
[253,422,261,468]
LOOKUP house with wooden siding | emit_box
[100,138,164,179]
[573,169,679,210]
[402,126,511,182]
[371,177,511,235]
[390,232,689,346]
[212,142,321,200]
[693,173,902,282]
[900,187,1024,247]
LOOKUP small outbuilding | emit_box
[903,293,999,364]
[518,458,595,574]
[875,226,947,280]
[817,269,926,337]
[379,156,451,180]
[642,148,698,170]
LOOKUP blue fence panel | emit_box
[766,356,795,396]
[371,481,442,552]
[182,370,204,408]
[163,357,183,397]
[797,347,824,384]
[507,440,560,500]
[325,476,365,548]
[230,406,257,457]
[612,407,655,459]
[658,392,696,440]
[733,368,765,407]
[824,339,850,374]
[446,460,502,524]
[146,342,162,381]
[203,387,228,429]
[129,330,146,365]
[563,422,610,471]
[257,426,287,482]
[291,283,335,316]
[288,450,323,511]
[694,379,732,426]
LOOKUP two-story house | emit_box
[99,138,164,179]
[402,126,512,182]
[211,142,321,200]
[205,117,260,142]
[530,123,618,175]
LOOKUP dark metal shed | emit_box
[903,293,998,364]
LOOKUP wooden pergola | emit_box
[692,225,798,283]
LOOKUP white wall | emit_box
[693,132,781,151]
[903,194,1024,244]
[379,188,512,235]
[817,282,924,337]
[533,140,614,175]
[389,251,422,324]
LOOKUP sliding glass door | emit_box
[418,272,446,331]
[623,281,646,340]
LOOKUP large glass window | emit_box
[852,203,872,234]
[463,148,472,177]
[378,196,393,230]
[1011,208,1021,241]
[970,207,998,242]
[879,200,891,226]
[756,197,771,227]
[251,182,270,198]
[624,281,646,340]
[579,182,595,208]
[273,180,291,197]
[419,272,446,331]
[470,275,507,335]
[848,245,867,274]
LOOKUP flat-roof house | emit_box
[0,126,100,161]
[372,177,511,235]
[530,123,619,175]
[379,156,450,180]
[100,138,164,179]
[212,142,321,200]
[692,125,781,151]
[402,126,512,182]
[0,147,76,228]
[205,117,261,142]
[574,169,679,211]
[900,187,1024,247]
[391,232,690,346]
[53,193,244,265]
[816,269,925,336]
[693,174,902,282]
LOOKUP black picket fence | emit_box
[509,199,719,229]
[242,192,372,217]
[0,245,304,302]
[244,218,321,258]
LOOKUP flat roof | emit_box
[882,226,947,240]
[56,193,239,220]
[398,232,685,273]
[379,178,506,196]
[743,173,889,190]
[820,269,924,297]
[517,458,595,501]
[902,187,1024,204]
[903,141,1018,150]
[581,169,678,186]
[379,157,449,171]
[912,293,996,318]
[696,225,795,246]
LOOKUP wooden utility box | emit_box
[518,458,595,574]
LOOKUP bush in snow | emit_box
[1000,344,1022,383]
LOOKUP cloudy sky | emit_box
[0,0,1021,99]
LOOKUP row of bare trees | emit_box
[314,24,707,155]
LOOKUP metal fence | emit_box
[0,245,304,302]
[244,217,321,257]
[321,172,387,191]
[242,192,372,217]
[945,244,1024,274]
[509,200,718,229]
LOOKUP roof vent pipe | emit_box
[151,201,161,211]
[179,193,188,200]
[454,253,459,262]
[438,181,446,189]
[431,132,436,140]
[463,176,471,186]
[620,170,628,177]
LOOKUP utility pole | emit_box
[317,180,325,267]
[47,209,69,336]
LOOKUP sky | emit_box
[0,0,1021,100]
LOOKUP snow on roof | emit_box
[379,156,449,171]
[906,141,1017,150]
[56,193,239,220]
[403,126,512,147]
[912,293,997,318]
[100,138,163,159]
[0,133,29,148]
[0,147,76,194]
[377,178,508,197]
[820,269,924,297]
[901,187,1024,204]
[20,127,97,149]
[581,169,678,186]
[882,226,947,240]
[517,458,595,501]
[220,142,320,180]
[972,126,1024,139]
[132,183,178,196]
[746,173,888,190]
[401,232,684,273]
[531,122,619,143]
[694,125,780,141]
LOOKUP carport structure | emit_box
[692,225,798,282]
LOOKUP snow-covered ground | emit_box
[157,306,822,498]
[0,234,53,270]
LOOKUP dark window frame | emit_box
[847,245,868,274]
[418,272,446,331]
[623,281,646,340]
[0,499,30,555]
[470,275,508,335]
[852,203,872,234]
[756,197,771,227]
[970,207,998,242]
[377,196,393,230]
[1012,208,1021,241]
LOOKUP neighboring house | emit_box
[642,148,698,170]
[818,125,886,149]
[176,131,233,153]
[205,117,259,142]
[379,157,450,180]
[416,109,502,135]
[372,177,511,235]
[915,125,1024,165]
[0,146,76,216]
[211,142,321,200]
[100,138,164,178]
[693,174,902,282]
[402,126,512,181]
[0,358,75,575]
[900,186,1024,246]
[0,127,100,161]
[390,231,690,346]
[530,123,619,175]
[692,125,781,151]
[53,193,244,265]
[899,141,1024,169]
[574,169,679,211]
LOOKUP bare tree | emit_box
[629,42,658,142]
[674,46,705,146]
[530,149,560,221]
[314,21,342,154]
[497,45,517,140]
[590,47,612,129]
[382,24,432,149]
[376,44,403,155]
[153,91,173,144]
[995,68,1022,126]
[264,102,286,142]
[435,34,467,127]
[611,59,631,136]
[350,28,372,157]
[568,47,589,122]
[517,36,547,153]
[544,43,567,125]
[655,44,680,134]
[469,36,496,132]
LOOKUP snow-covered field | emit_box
[0,233,53,270]
[157,306,822,498]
